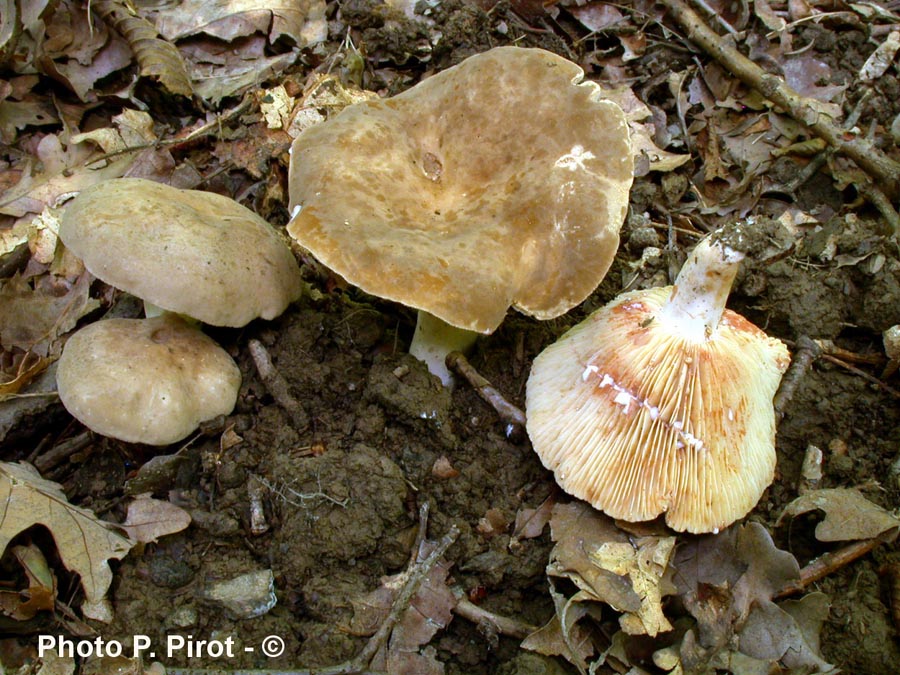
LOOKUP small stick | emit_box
[658,0,900,199]
[775,530,897,599]
[813,339,883,367]
[33,430,94,473]
[774,335,821,415]
[451,591,538,640]
[820,353,900,399]
[248,339,309,431]
[446,351,527,442]
[247,474,269,535]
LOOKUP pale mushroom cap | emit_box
[56,316,241,445]
[525,287,791,533]
[288,46,633,334]
[60,178,302,327]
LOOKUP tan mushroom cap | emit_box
[288,46,633,334]
[60,178,302,327]
[525,287,790,534]
[56,315,241,445]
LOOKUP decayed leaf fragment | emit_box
[0,544,57,620]
[349,537,457,674]
[121,494,192,544]
[523,502,677,673]
[92,0,194,97]
[663,522,833,674]
[777,488,900,541]
[546,503,675,636]
[0,271,99,357]
[0,462,134,621]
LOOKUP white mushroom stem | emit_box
[657,236,744,343]
[409,311,479,387]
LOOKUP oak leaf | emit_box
[0,462,134,621]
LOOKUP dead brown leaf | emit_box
[349,536,457,673]
[521,582,596,673]
[36,0,134,101]
[777,487,900,541]
[510,496,554,546]
[0,543,56,620]
[664,522,832,673]
[120,494,192,544]
[0,271,99,356]
[152,0,326,45]
[0,462,134,621]
[92,0,194,98]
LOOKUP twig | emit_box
[774,335,821,415]
[167,516,460,675]
[658,0,900,199]
[446,351,526,443]
[32,430,94,473]
[451,590,537,640]
[248,339,309,431]
[775,529,898,599]
[81,96,255,166]
[820,352,900,399]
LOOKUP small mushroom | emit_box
[288,46,633,385]
[59,177,302,327]
[56,177,302,443]
[56,315,241,445]
[526,232,790,533]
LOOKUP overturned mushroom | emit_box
[56,315,241,445]
[526,231,790,533]
[288,46,633,385]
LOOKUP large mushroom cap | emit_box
[526,251,790,533]
[60,178,302,327]
[56,315,241,445]
[288,46,633,334]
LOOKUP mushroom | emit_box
[59,177,302,327]
[525,231,791,533]
[56,177,302,443]
[287,46,633,385]
[56,315,241,445]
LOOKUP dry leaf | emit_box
[121,494,192,544]
[92,0,194,98]
[0,352,50,402]
[521,583,596,674]
[603,86,691,173]
[179,36,299,104]
[0,462,134,621]
[588,536,674,635]
[753,0,786,32]
[152,0,326,46]
[0,543,56,620]
[547,504,642,615]
[0,131,137,226]
[665,522,832,673]
[510,497,554,545]
[0,271,99,356]
[860,31,900,82]
[777,488,900,541]
[349,537,457,673]
[36,0,133,101]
